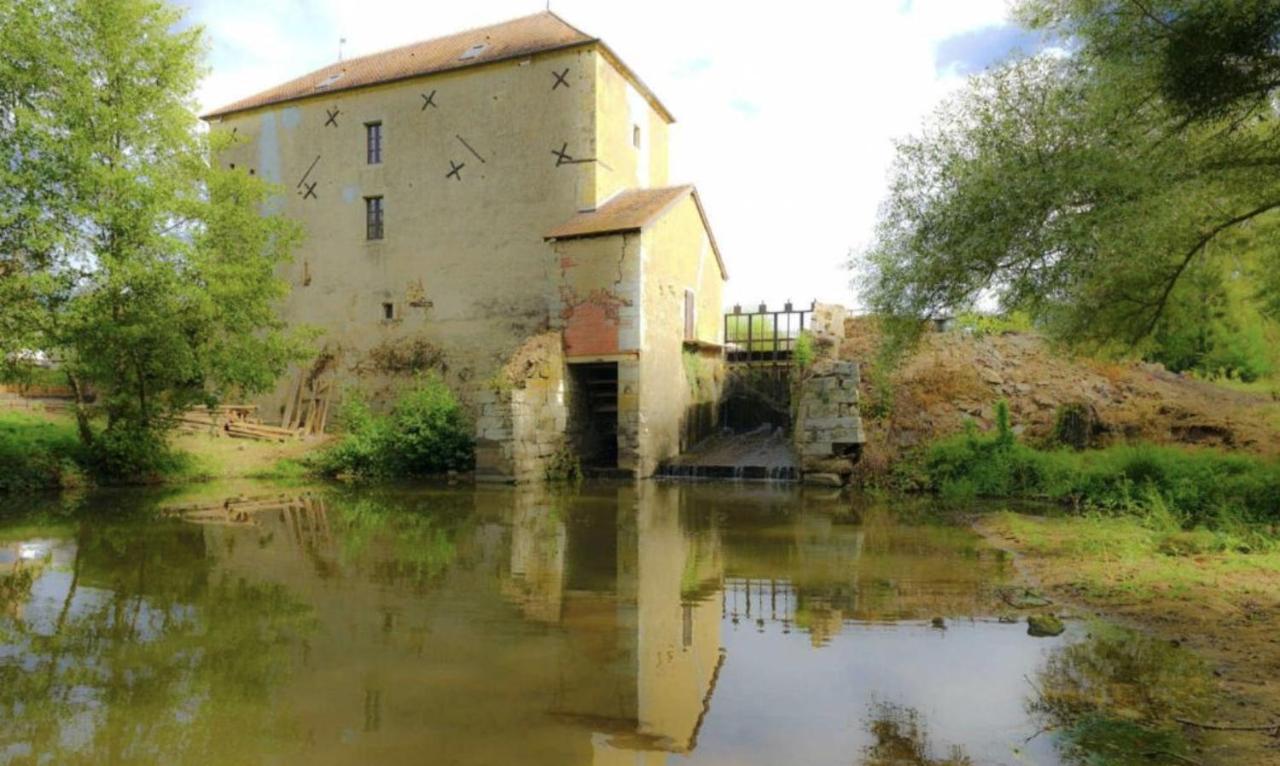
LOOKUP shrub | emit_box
[792,331,816,370]
[85,424,186,483]
[316,375,473,480]
[920,403,1280,528]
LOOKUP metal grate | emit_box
[724,300,813,365]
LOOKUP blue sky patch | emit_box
[935,24,1043,75]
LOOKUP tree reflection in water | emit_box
[0,511,315,765]
[860,701,973,766]
[1029,623,1215,765]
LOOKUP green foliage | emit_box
[922,405,1280,529]
[793,331,816,369]
[83,423,189,483]
[316,376,474,480]
[1147,256,1277,381]
[953,311,1033,338]
[544,445,583,483]
[0,412,83,492]
[0,0,308,479]
[1031,622,1212,766]
[1051,402,1095,450]
[861,1,1280,362]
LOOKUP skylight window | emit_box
[315,72,344,90]
[459,43,487,60]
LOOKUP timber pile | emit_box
[174,403,305,442]
[280,373,334,436]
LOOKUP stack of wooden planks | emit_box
[225,421,300,442]
[280,375,334,436]
[173,403,305,442]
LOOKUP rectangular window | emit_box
[684,289,696,341]
[382,302,394,320]
[366,122,382,164]
[633,124,641,148]
[365,196,384,240]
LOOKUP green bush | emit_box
[921,404,1280,528]
[85,424,187,483]
[316,376,473,480]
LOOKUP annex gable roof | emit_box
[545,186,728,280]
[202,12,673,122]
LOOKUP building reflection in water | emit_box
[1,482,1043,765]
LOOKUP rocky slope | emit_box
[842,318,1280,476]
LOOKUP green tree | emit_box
[862,1,1280,359]
[0,0,306,476]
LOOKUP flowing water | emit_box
[0,482,1216,765]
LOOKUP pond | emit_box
[0,482,1218,765]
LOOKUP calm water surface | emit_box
[0,482,1211,765]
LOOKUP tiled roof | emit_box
[546,186,728,279]
[202,12,671,121]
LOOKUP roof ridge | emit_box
[333,11,590,72]
[202,12,598,119]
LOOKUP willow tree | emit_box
[862,1,1280,364]
[0,0,306,474]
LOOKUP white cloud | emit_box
[185,0,1015,311]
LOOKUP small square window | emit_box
[365,196,384,240]
[633,125,641,148]
[382,302,394,320]
[366,122,382,165]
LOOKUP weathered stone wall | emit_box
[793,304,865,487]
[475,334,571,483]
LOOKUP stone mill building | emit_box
[203,12,729,481]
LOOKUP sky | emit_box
[182,0,1036,310]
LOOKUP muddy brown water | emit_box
[0,482,1218,765]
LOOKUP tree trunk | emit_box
[66,372,94,446]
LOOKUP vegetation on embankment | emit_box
[895,401,1280,535]
[0,409,323,492]
[0,411,86,493]
[311,375,474,481]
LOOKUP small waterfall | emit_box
[656,426,800,483]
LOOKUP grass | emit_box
[980,511,1280,602]
[0,410,85,492]
[0,409,328,492]
[914,403,1280,532]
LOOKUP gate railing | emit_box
[724,301,813,365]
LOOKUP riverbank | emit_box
[976,511,1280,763]
[0,408,323,491]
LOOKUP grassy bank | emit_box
[0,409,323,492]
[897,403,1280,535]
[0,411,86,492]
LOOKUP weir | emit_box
[658,302,864,484]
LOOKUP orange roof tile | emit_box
[202,12,672,122]
[546,186,727,279]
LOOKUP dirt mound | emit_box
[843,318,1280,475]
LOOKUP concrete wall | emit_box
[209,43,673,422]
